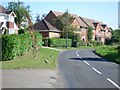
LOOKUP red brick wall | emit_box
[41,32,49,37]
[72,19,80,28]
[80,28,87,42]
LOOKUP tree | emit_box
[53,12,76,38]
[54,12,82,47]
[87,26,93,42]
[35,14,40,23]
[111,29,120,44]
[7,1,31,28]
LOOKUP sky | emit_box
[0,0,119,29]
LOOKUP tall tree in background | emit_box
[54,12,76,38]
[7,1,31,28]
[35,14,40,23]
[111,29,120,44]
[54,12,82,47]
[87,26,93,42]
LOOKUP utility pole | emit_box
[66,9,68,49]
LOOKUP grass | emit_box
[1,47,59,69]
[1,45,119,69]
[95,45,120,64]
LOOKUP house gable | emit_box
[45,11,57,26]
[72,18,80,28]
[9,11,16,17]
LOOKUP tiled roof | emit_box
[51,10,88,27]
[0,22,4,28]
[80,17,103,28]
[51,10,63,17]
[0,5,7,14]
[0,5,15,16]
[73,15,88,28]
[33,19,60,32]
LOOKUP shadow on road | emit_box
[69,57,111,62]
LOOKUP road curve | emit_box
[55,49,119,89]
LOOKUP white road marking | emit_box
[77,54,79,57]
[76,51,78,55]
[84,61,90,65]
[76,51,82,59]
[107,78,120,89]
[92,67,102,75]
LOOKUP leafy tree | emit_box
[53,12,83,47]
[53,12,76,38]
[87,26,93,42]
[111,29,120,44]
[35,14,40,23]
[41,13,47,20]
[7,1,31,28]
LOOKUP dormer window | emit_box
[101,24,106,28]
[93,22,98,28]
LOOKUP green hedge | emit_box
[2,32,42,61]
[48,38,72,47]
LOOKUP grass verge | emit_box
[1,47,59,69]
[95,45,120,64]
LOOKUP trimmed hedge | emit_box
[48,38,72,47]
[2,32,42,61]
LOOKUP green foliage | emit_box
[2,32,42,61]
[87,26,93,42]
[70,33,84,47]
[7,1,31,28]
[18,28,25,34]
[95,45,120,64]
[33,31,43,47]
[53,12,76,38]
[48,38,72,47]
[2,47,59,69]
[90,41,102,46]
[111,29,120,44]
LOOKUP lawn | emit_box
[95,45,120,64]
[1,47,59,69]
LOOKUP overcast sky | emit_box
[1,0,119,29]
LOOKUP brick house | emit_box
[33,19,60,38]
[80,17,112,44]
[42,10,112,44]
[0,5,18,34]
[45,10,88,42]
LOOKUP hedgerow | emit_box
[48,38,72,47]
[2,32,42,61]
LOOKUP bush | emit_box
[2,34,18,60]
[90,41,102,46]
[70,33,84,47]
[48,38,72,47]
[2,32,42,61]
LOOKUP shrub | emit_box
[70,33,84,47]
[2,34,19,60]
[42,38,49,46]
[2,32,42,61]
[48,38,72,47]
[90,41,102,46]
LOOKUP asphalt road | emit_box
[55,49,120,89]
